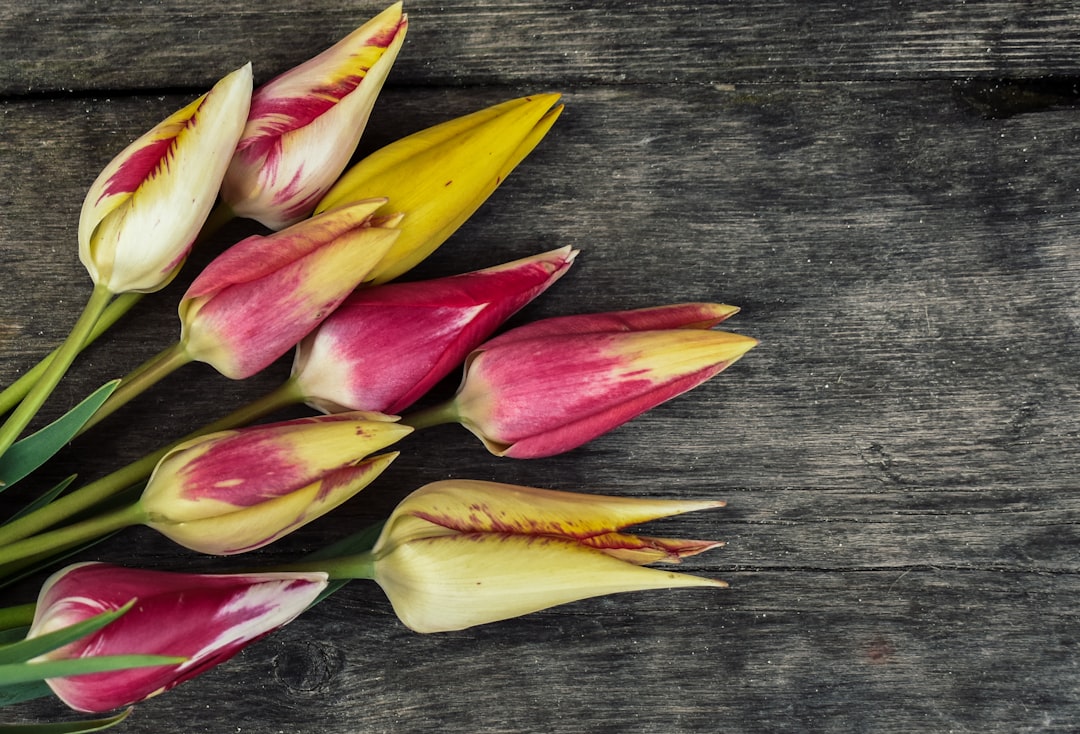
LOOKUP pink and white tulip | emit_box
[222,3,408,229]
[27,562,326,712]
[291,246,577,415]
[79,64,252,294]
[368,479,726,633]
[140,412,411,555]
[409,303,756,457]
[179,199,400,379]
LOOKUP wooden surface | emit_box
[2,1,1079,732]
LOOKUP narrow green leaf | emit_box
[0,533,117,592]
[0,629,28,646]
[0,679,51,707]
[0,602,134,666]
[8,477,77,524]
[0,708,131,732]
[0,655,183,686]
[305,520,384,607]
[0,382,119,492]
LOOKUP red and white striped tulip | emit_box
[140,412,410,555]
[406,303,757,458]
[291,246,577,415]
[367,479,726,633]
[222,3,408,229]
[315,93,563,284]
[179,199,400,379]
[27,562,326,712]
[79,64,252,294]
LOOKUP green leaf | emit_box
[0,382,119,492]
[0,708,131,733]
[304,520,384,607]
[8,477,77,524]
[0,655,182,687]
[0,679,51,707]
[0,601,135,665]
[0,629,28,646]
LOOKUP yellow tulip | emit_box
[366,479,726,632]
[315,93,563,283]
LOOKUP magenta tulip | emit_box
[406,303,757,457]
[291,246,577,415]
[27,563,326,712]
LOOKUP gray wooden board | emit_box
[1,1,1079,732]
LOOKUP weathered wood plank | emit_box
[5,1,1080,95]
[1,77,1078,734]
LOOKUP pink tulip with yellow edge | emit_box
[315,93,564,284]
[138,412,410,554]
[359,479,726,633]
[80,64,253,295]
[291,245,577,415]
[27,562,326,712]
[403,303,757,457]
[0,412,410,566]
[222,3,408,229]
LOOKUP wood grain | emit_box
[1,1,1079,732]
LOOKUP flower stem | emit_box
[399,399,460,430]
[0,503,146,569]
[271,551,376,581]
[0,380,304,546]
[76,341,192,435]
[0,285,114,457]
[0,602,36,630]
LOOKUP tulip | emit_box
[291,246,577,415]
[178,199,400,379]
[222,4,408,229]
[315,93,563,283]
[27,562,326,712]
[362,479,725,633]
[140,412,410,554]
[403,303,757,458]
[80,64,253,295]
[0,413,410,566]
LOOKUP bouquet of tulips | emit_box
[0,4,756,730]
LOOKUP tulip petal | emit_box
[375,533,725,633]
[317,93,564,283]
[480,302,740,349]
[224,4,408,228]
[79,64,253,293]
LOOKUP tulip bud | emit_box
[222,4,408,229]
[368,480,725,633]
[179,199,400,379]
[80,64,253,294]
[292,246,577,415]
[315,93,563,283]
[27,562,326,712]
[408,303,756,458]
[140,412,410,554]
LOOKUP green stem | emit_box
[0,504,146,569]
[399,399,460,430]
[0,292,142,418]
[0,203,235,419]
[270,551,376,581]
[0,602,35,630]
[0,380,304,546]
[0,285,114,457]
[76,341,191,435]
